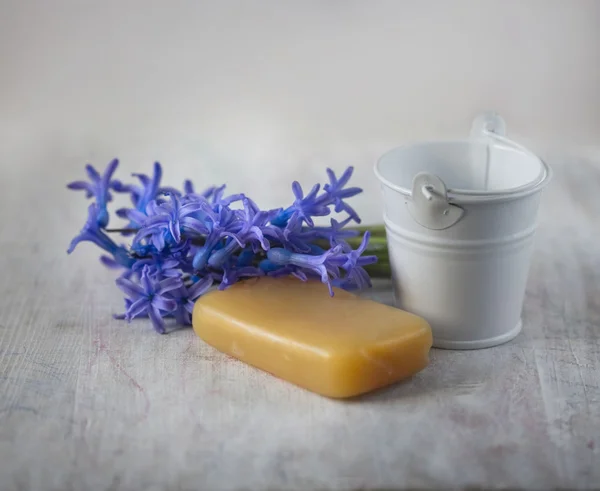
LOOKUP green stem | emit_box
[363,263,391,278]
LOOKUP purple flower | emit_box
[116,266,183,333]
[239,198,281,250]
[266,246,343,295]
[216,265,263,290]
[112,162,180,221]
[272,181,330,228]
[132,257,181,279]
[210,185,227,204]
[205,203,244,235]
[100,255,123,269]
[168,276,214,325]
[271,167,363,228]
[206,239,239,269]
[330,232,378,289]
[211,185,246,206]
[66,158,119,227]
[99,255,136,281]
[132,193,208,251]
[335,266,372,290]
[270,217,357,255]
[184,181,245,206]
[309,217,359,244]
[318,167,362,223]
[183,180,218,200]
[330,232,377,269]
[128,239,193,276]
[264,221,312,254]
[67,159,374,334]
[207,199,279,267]
[258,261,323,284]
[191,204,244,270]
[68,204,133,267]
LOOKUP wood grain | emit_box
[0,155,599,491]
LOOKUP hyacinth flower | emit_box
[266,246,344,295]
[131,257,181,279]
[67,203,133,268]
[183,180,219,200]
[67,159,387,333]
[116,265,183,333]
[191,203,245,270]
[216,264,264,291]
[329,231,378,290]
[208,199,281,268]
[168,276,214,325]
[132,193,208,251]
[270,182,330,228]
[271,167,362,228]
[111,162,181,230]
[66,158,119,228]
[320,167,362,223]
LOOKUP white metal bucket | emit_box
[374,113,552,349]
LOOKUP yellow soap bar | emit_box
[192,277,432,398]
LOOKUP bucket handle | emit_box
[407,172,465,230]
[470,111,507,139]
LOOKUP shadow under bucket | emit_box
[374,113,552,349]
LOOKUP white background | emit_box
[1,0,599,224]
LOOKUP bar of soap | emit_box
[192,277,432,398]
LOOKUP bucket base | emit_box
[432,320,522,350]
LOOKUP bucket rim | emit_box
[374,138,553,203]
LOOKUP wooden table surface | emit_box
[1,153,599,491]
